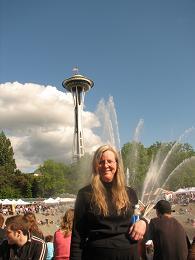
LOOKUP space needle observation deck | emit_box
[62,68,94,162]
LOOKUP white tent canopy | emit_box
[1,199,13,205]
[16,199,29,205]
[43,198,59,204]
[60,197,76,203]
[175,187,195,194]
[0,197,76,205]
[1,198,29,205]
[43,197,76,204]
[174,188,186,194]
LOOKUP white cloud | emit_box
[0,82,103,172]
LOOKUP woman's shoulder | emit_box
[78,184,92,194]
[54,229,61,234]
[126,186,137,195]
[126,186,138,204]
[55,229,71,235]
[76,185,92,204]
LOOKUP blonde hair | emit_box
[0,214,4,228]
[60,208,74,237]
[91,144,130,216]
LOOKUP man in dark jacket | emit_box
[149,200,190,260]
[0,215,47,260]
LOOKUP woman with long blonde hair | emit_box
[70,144,147,260]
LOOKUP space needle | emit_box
[62,68,94,162]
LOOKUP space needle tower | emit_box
[62,68,94,162]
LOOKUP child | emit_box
[54,208,74,260]
[45,235,54,260]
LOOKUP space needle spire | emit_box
[62,68,94,162]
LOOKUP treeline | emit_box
[0,131,195,199]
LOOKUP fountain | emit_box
[162,156,195,189]
[95,96,121,151]
[127,119,144,187]
[95,97,195,218]
[126,167,130,186]
[141,127,195,217]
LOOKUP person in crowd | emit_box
[24,211,44,239]
[0,214,5,244]
[54,208,74,259]
[188,236,195,260]
[45,235,54,260]
[70,144,147,260]
[145,240,154,260]
[0,215,47,259]
[148,199,190,260]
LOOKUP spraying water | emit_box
[107,96,121,152]
[95,96,121,151]
[143,155,195,217]
[133,119,144,143]
[126,119,144,186]
[141,127,195,216]
[161,156,195,189]
[126,168,130,186]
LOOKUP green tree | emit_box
[0,131,21,198]
[0,131,16,174]
[121,142,149,194]
[30,175,43,198]
[38,160,71,197]
[12,173,32,198]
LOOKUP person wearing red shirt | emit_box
[54,208,74,260]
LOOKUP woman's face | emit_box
[98,150,117,183]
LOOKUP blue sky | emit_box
[0,1,195,171]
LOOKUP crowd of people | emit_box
[0,144,194,259]
[0,203,59,216]
[0,208,74,259]
[173,192,195,205]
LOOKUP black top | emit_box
[70,184,139,260]
[0,228,5,244]
[149,215,190,260]
[0,234,47,260]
